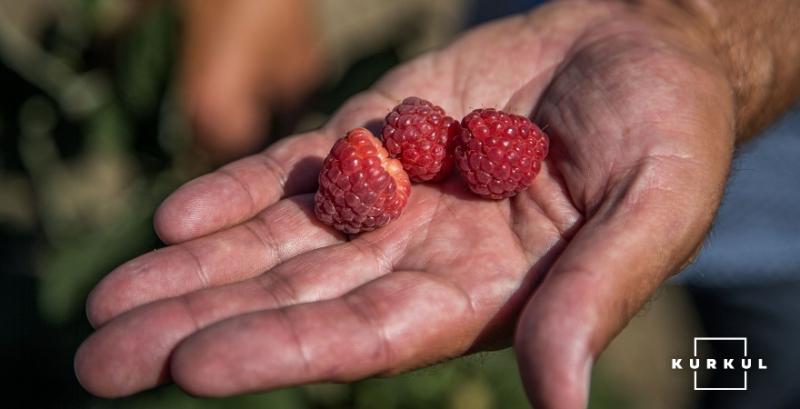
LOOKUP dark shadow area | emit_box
[0,228,95,409]
[363,119,385,137]
[689,283,800,409]
[283,156,326,197]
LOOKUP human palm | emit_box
[76,2,735,407]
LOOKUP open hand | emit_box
[76,2,735,407]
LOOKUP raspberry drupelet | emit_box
[381,97,461,182]
[455,108,548,199]
[314,128,411,234]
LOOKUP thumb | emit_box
[514,157,724,408]
[179,0,275,163]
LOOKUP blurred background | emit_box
[0,0,738,408]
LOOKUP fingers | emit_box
[75,233,409,397]
[155,89,401,245]
[169,271,480,397]
[154,132,333,244]
[514,157,726,409]
[179,0,323,162]
[180,1,268,161]
[89,194,342,327]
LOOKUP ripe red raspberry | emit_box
[315,128,411,234]
[455,109,548,199]
[381,97,461,182]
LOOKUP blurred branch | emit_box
[0,5,109,119]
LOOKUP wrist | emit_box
[603,0,740,137]
[670,0,777,142]
[624,0,785,142]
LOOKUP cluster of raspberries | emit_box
[314,97,549,234]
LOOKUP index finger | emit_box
[154,130,333,244]
[154,91,401,244]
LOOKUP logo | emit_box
[671,337,767,391]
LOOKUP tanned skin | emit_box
[76,1,800,408]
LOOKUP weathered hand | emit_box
[76,2,734,407]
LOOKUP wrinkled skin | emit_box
[75,2,735,408]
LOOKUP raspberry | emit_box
[381,97,460,182]
[315,128,411,234]
[455,109,548,199]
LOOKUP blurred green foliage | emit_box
[0,1,630,408]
